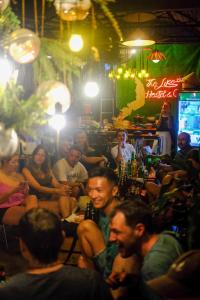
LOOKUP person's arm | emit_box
[111,144,123,164]
[22,167,65,196]
[77,164,88,183]
[52,160,67,182]
[81,154,106,165]
[0,181,25,204]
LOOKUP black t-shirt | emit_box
[0,265,112,300]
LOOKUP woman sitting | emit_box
[22,145,76,218]
[0,153,38,225]
[74,130,108,171]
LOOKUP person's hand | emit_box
[107,271,127,289]
[60,184,72,195]
[15,181,29,194]
[55,187,69,196]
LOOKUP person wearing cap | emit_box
[109,200,183,283]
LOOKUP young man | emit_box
[77,167,136,280]
[111,130,136,164]
[109,200,183,282]
[53,145,88,198]
[0,208,112,300]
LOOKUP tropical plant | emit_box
[0,82,46,135]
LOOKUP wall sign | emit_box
[145,77,182,100]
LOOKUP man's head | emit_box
[19,208,64,265]
[116,130,127,144]
[109,200,154,258]
[66,146,82,167]
[177,132,191,150]
[87,167,118,210]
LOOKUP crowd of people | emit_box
[0,129,200,300]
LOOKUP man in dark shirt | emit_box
[0,208,112,300]
[172,132,193,170]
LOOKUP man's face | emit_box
[117,131,127,144]
[67,149,81,167]
[87,177,118,210]
[109,211,144,258]
[177,133,189,150]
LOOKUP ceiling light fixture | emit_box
[122,28,155,47]
[147,50,166,63]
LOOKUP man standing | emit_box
[111,130,136,164]
[53,145,88,197]
[77,167,135,279]
[109,200,183,282]
[0,208,112,300]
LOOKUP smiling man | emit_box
[109,200,183,281]
[77,167,135,281]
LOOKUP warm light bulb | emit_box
[69,34,83,52]
[117,68,123,74]
[152,59,160,63]
[84,81,99,98]
[49,114,66,131]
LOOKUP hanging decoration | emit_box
[37,80,71,115]
[0,0,10,12]
[147,50,166,63]
[54,0,91,21]
[8,28,40,64]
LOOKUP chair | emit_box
[0,224,8,250]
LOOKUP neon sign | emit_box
[145,77,182,100]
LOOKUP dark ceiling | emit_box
[11,0,200,61]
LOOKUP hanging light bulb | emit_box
[147,50,166,63]
[69,34,83,52]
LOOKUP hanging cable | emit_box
[34,0,39,35]
[41,0,45,37]
[22,0,25,28]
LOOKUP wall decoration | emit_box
[9,28,40,64]
[145,77,182,100]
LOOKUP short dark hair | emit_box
[19,208,64,264]
[88,167,118,186]
[68,145,82,154]
[110,200,154,234]
[178,132,191,144]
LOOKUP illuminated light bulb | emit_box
[145,73,149,78]
[116,75,120,80]
[134,39,143,47]
[138,73,142,78]
[49,114,66,131]
[84,81,99,98]
[130,48,137,54]
[69,34,83,52]
[152,59,160,63]
[117,67,123,74]
[141,69,146,74]
[108,72,113,79]
[124,73,129,79]
[130,73,135,78]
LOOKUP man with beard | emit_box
[109,200,183,283]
